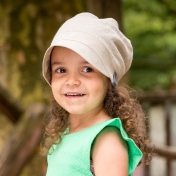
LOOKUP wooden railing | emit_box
[139,91,176,176]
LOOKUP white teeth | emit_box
[66,93,83,96]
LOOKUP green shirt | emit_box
[46,118,142,176]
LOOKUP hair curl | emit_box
[40,84,153,165]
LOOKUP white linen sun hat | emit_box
[42,12,133,87]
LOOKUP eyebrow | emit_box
[52,61,90,65]
[80,61,90,64]
[51,62,62,65]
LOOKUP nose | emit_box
[66,72,81,86]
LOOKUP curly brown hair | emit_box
[40,84,153,165]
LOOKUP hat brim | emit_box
[42,39,111,85]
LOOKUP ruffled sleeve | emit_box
[106,118,142,175]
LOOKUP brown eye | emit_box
[83,67,93,72]
[56,68,66,73]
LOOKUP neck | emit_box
[69,106,110,133]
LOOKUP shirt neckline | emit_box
[63,118,118,137]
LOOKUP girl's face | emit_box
[51,46,109,115]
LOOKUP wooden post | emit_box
[171,104,176,175]
[165,100,171,176]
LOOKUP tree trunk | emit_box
[87,0,123,31]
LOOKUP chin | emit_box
[68,110,87,115]
[66,108,89,115]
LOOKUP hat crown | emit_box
[43,12,133,85]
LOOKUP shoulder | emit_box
[92,126,128,154]
[91,126,128,176]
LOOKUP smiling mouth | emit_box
[65,93,85,97]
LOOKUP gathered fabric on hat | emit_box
[43,12,133,85]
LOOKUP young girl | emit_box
[41,12,153,176]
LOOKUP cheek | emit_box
[90,79,109,99]
[51,82,61,99]
[51,87,64,108]
[98,76,109,92]
[51,88,58,103]
[51,82,56,94]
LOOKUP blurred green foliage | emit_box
[123,0,176,90]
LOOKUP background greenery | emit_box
[123,0,176,90]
